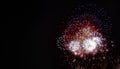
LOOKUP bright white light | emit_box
[83,38,97,52]
[92,37,101,45]
[83,37,101,52]
[69,41,80,52]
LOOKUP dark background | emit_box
[3,0,120,69]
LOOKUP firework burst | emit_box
[56,3,117,69]
[63,22,108,57]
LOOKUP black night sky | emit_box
[3,0,120,69]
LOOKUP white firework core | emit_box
[69,41,80,52]
[68,36,103,56]
[83,37,101,52]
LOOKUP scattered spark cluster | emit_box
[56,4,119,69]
[63,22,108,58]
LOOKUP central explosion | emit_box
[56,4,117,69]
[62,15,108,58]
